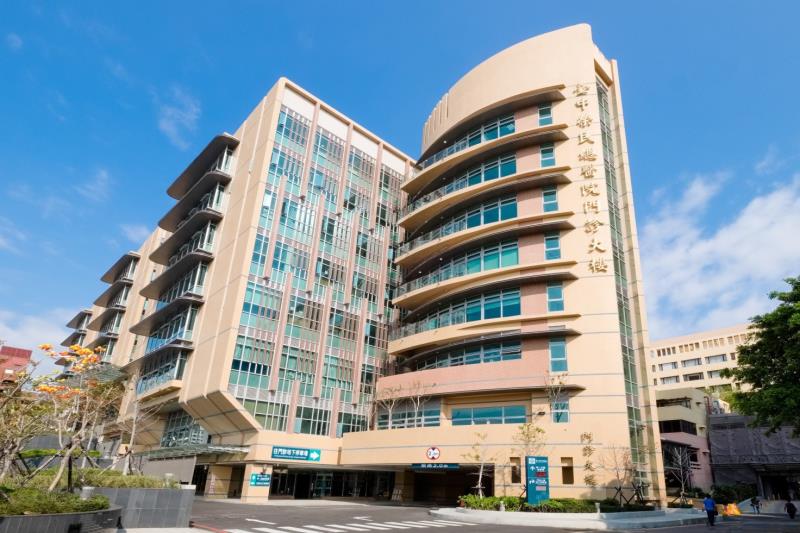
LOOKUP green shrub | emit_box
[13,468,178,490]
[459,495,654,513]
[0,487,108,516]
[19,449,101,459]
[459,495,523,511]
[524,498,597,513]
[668,502,694,508]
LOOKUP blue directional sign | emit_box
[525,456,549,505]
[249,473,271,486]
[271,446,321,462]
[411,463,460,471]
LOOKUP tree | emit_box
[406,380,436,427]
[372,385,402,429]
[721,276,800,435]
[665,445,694,505]
[601,444,633,507]
[462,431,495,498]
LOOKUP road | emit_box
[190,499,800,533]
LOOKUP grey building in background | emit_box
[710,413,800,499]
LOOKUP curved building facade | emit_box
[62,24,665,504]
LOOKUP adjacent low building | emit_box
[0,342,32,387]
[648,324,750,391]
[61,24,666,504]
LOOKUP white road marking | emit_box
[353,516,373,520]
[401,521,445,528]
[347,524,392,530]
[247,518,278,525]
[325,525,371,532]
[280,527,328,533]
[384,522,427,529]
[431,519,475,526]
[304,526,348,532]
[251,527,288,533]
[379,522,414,528]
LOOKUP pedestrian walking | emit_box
[703,494,717,526]
[786,499,797,520]
[750,496,760,514]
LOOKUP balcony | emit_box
[140,249,213,299]
[395,210,574,268]
[398,166,570,231]
[149,211,220,265]
[393,260,578,310]
[159,177,229,232]
[100,252,140,284]
[130,293,203,337]
[388,312,580,355]
[85,305,127,332]
[167,134,239,200]
[93,279,133,307]
[403,123,568,197]
[65,309,93,330]
[60,330,86,349]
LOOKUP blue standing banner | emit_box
[525,456,549,505]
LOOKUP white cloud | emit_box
[120,224,150,244]
[0,307,73,376]
[755,145,784,175]
[155,86,201,150]
[74,168,111,201]
[0,217,26,253]
[5,33,22,51]
[641,172,800,339]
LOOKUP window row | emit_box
[145,306,198,354]
[167,222,217,267]
[414,340,522,370]
[136,350,187,395]
[452,405,526,425]
[420,114,516,169]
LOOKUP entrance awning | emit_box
[138,444,249,459]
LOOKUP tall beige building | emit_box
[61,24,665,504]
[648,324,750,391]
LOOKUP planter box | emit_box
[93,487,194,529]
[0,504,121,533]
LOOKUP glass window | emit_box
[466,208,481,228]
[483,201,499,224]
[552,398,570,423]
[539,103,553,126]
[502,289,521,316]
[547,282,564,312]
[540,143,556,167]
[499,116,515,137]
[544,232,561,260]
[484,161,499,181]
[483,123,499,141]
[483,246,500,270]
[466,297,482,322]
[549,338,567,372]
[500,198,517,219]
[543,186,558,212]
[500,155,516,176]
[500,241,519,267]
[466,251,482,274]
[484,293,502,319]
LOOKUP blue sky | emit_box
[1,1,799,363]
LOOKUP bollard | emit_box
[80,486,95,500]
[499,500,506,512]
[595,502,601,516]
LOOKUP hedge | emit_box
[0,487,109,516]
[19,449,101,459]
[459,495,655,513]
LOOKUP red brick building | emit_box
[0,342,33,385]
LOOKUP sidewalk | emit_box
[430,507,710,530]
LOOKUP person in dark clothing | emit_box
[785,499,797,520]
[703,494,717,526]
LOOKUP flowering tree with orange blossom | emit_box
[30,344,123,491]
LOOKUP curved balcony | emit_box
[140,249,213,299]
[167,133,238,200]
[395,210,574,269]
[130,293,203,336]
[100,252,139,284]
[149,208,221,265]
[85,330,119,351]
[60,330,86,349]
[65,309,92,330]
[393,259,577,311]
[159,172,229,232]
[93,278,133,307]
[403,123,568,197]
[398,166,570,231]
[418,84,566,164]
[86,304,127,332]
[388,312,579,355]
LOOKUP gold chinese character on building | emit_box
[584,219,604,234]
[588,257,608,273]
[580,183,600,197]
[577,132,594,145]
[575,98,590,111]
[588,238,606,253]
[573,83,590,96]
[576,116,593,128]
[578,148,597,162]
[583,200,599,214]
[580,165,597,179]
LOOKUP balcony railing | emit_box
[136,351,187,395]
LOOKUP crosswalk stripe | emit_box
[401,521,445,528]
[431,519,475,526]
[418,521,457,527]
[374,523,411,529]
[279,527,325,533]
[248,518,278,525]
[384,522,426,529]
[304,526,347,532]
[346,524,392,530]
[325,525,371,532]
